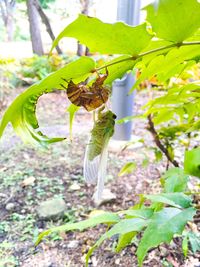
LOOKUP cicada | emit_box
[61,70,110,111]
[83,107,116,201]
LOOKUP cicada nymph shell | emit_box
[61,70,110,111]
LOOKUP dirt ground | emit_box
[0,88,199,267]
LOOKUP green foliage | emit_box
[118,162,137,176]
[36,168,196,266]
[136,207,195,266]
[160,168,189,193]
[1,0,200,266]
[1,1,200,147]
[0,57,94,146]
[35,211,120,246]
[16,0,55,9]
[184,148,200,178]
[39,0,55,9]
[19,55,66,82]
[67,104,80,140]
[51,14,152,55]
[144,0,200,43]
[181,230,200,257]
[185,231,200,254]
[9,55,70,87]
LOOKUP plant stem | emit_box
[95,41,200,72]
[95,56,134,71]
[147,114,179,167]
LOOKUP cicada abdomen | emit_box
[83,109,116,201]
[87,110,116,160]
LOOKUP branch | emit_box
[95,41,200,72]
[147,114,179,167]
[34,0,62,54]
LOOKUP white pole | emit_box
[112,0,140,140]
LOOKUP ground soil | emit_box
[0,88,199,267]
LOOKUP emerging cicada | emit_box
[83,106,116,201]
[61,70,110,111]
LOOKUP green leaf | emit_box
[51,14,152,56]
[144,193,192,208]
[67,104,80,140]
[133,46,200,91]
[187,231,200,253]
[86,218,148,267]
[184,148,200,178]
[118,162,137,176]
[0,57,95,146]
[161,168,189,193]
[35,211,120,246]
[154,149,163,162]
[136,207,196,266]
[104,56,136,85]
[115,232,136,253]
[145,0,200,43]
[182,235,188,257]
[115,207,154,253]
[120,208,154,219]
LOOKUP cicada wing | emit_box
[94,144,109,202]
[83,143,100,184]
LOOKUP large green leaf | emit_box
[35,211,120,246]
[51,14,152,56]
[120,208,154,219]
[86,218,148,267]
[0,57,95,146]
[145,0,200,43]
[161,168,189,193]
[104,55,136,85]
[145,193,192,208]
[136,207,196,266]
[184,148,200,178]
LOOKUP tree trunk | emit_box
[33,0,62,54]
[26,0,44,55]
[77,0,90,56]
[77,41,83,56]
[0,0,15,41]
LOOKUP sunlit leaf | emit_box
[86,218,148,267]
[145,0,200,43]
[118,162,137,176]
[115,232,136,253]
[144,193,192,208]
[161,168,189,193]
[51,14,152,56]
[184,148,200,178]
[136,207,196,266]
[35,211,120,246]
[0,57,95,146]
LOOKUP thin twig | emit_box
[147,114,179,167]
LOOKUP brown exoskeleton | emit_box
[60,69,110,111]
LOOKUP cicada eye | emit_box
[113,114,117,119]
